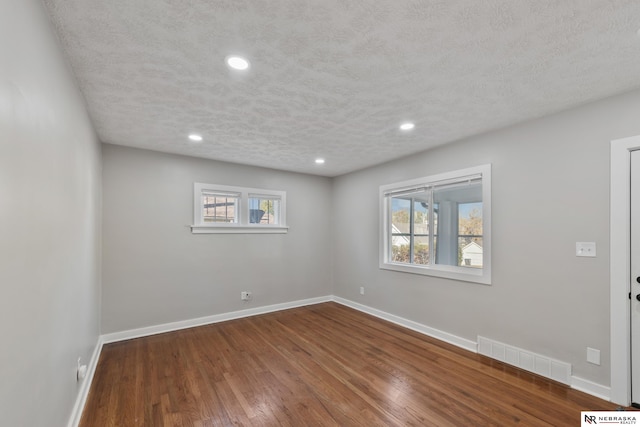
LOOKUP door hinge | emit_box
[630,292,633,300]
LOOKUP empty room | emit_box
[4,0,640,426]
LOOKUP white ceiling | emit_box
[43,0,640,177]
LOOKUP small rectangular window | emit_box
[192,183,287,234]
[380,165,491,284]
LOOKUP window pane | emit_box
[432,202,439,265]
[391,242,410,263]
[391,197,411,264]
[460,237,483,268]
[202,195,238,223]
[249,197,280,224]
[413,199,429,235]
[413,235,429,265]
[433,201,439,235]
[433,236,438,262]
[412,198,429,265]
[458,202,483,267]
[434,182,482,266]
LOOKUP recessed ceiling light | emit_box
[400,122,415,131]
[315,158,325,164]
[188,134,203,142]
[226,56,250,71]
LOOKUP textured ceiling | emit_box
[43,0,640,177]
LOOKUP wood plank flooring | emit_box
[80,302,623,426]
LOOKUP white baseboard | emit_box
[67,336,104,427]
[332,296,478,353]
[101,295,332,344]
[571,376,612,402]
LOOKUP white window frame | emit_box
[191,183,288,234]
[380,164,491,285]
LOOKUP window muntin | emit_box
[193,183,287,234]
[381,165,491,284]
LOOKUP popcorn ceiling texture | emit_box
[43,0,640,176]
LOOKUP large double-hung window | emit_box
[380,164,491,284]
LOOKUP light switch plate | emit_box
[576,242,596,257]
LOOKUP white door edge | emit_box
[610,135,640,406]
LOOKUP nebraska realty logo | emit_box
[581,411,637,425]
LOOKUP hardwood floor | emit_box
[80,302,622,426]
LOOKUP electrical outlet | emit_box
[576,242,596,257]
[360,286,365,295]
[77,357,87,381]
[241,291,252,301]
[587,347,601,365]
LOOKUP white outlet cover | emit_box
[576,242,596,257]
[587,347,601,365]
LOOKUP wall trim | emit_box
[572,376,612,402]
[332,296,478,353]
[610,135,640,406]
[101,296,331,344]
[67,336,104,427]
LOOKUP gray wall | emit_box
[101,144,332,333]
[0,1,102,426]
[332,88,640,387]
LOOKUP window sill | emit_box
[380,262,491,285]
[190,225,289,234]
